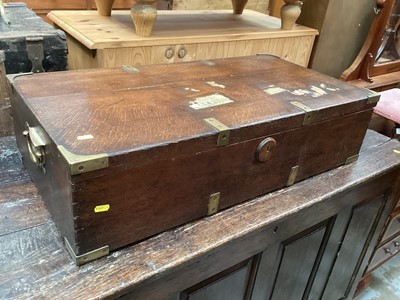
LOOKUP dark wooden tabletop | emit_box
[1,130,400,299]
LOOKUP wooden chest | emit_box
[10,56,378,264]
[47,9,318,69]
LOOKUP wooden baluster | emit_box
[231,0,249,14]
[94,0,116,16]
[131,0,158,37]
[280,0,303,30]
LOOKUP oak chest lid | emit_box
[13,56,377,175]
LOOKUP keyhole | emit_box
[255,137,277,163]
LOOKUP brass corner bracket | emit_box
[366,90,380,105]
[345,154,359,165]
[65,237,109,266]
[204,117,230,147]
[290,101,314,125]
[57,145,109,175]
[208,192,220,216]
[122,65,140,73]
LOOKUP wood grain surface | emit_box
[70,110,372,254]
[11,55,377,256]
[13,56,373,157]
[48,10,317,49]
[173,0,268,13]
[1,131,400,299]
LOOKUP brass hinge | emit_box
[208,192,220,216]
[26,37,45,73]
[122,65,140,73]
[287,165,299,186]
[65,237,109,266]
[6,72,33,84]
[204,117,230,147]
[290,101,314,125]
[57,145,109,175]
[345,154,359,165]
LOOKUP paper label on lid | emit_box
[189,93,233,110]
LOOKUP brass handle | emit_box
[177,46,187,59]
[22,123,46,174]
[256,137,277,162]
[165,47,174,59]
[384,247,393,255]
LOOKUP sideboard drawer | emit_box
[380,208,400,243]
[368,238,400,273]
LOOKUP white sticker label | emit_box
[189,93,233,110]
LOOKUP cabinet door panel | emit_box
[186,268,248,300]
[180,256,259,300]
[270,226,326,300]
[322,194,385,299]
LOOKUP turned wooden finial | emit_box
[95,0,116,16]
[281,0,303,30]
[131,0,158,37]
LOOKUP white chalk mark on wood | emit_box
[206,81,226,89]
[77,135,94,141]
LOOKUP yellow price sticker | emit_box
[94,204,110,213]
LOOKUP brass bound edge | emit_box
[208,192,220,216]
[290,101,314,125]
[204,118,230,147]
[57,145,109,175]
[345,154,359,165]
[366,90,381,105]
[122,65,140,73]
[287,165,299,186]
[6,72,34,84]
[64,237,109,266]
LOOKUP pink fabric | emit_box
[374,88,400,124]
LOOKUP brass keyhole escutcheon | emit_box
[256,137,277,162]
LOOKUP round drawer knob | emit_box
[256,137,277,162]
[177,46,187,59]
[165,47,175,59]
